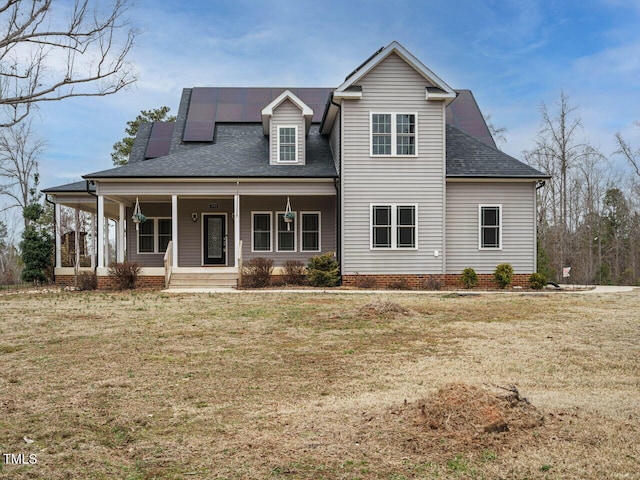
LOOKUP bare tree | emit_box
[615,121,640,177]
[0,0,136,127]
[0,119,45,227]
[484,114,507,149]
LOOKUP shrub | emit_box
[108,262,141,290]
[493,263,514,289]
[388,277,410,290]
[528,272,547,290]
[282,260,306,285]
[356,275,378,289]
[242,257,273,288]
[76,271,97,291]
[307,251,340,287]
[461,267,479,289]
[422,275,443,291]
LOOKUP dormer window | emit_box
[278,126,298,162]
[371,112,417,156]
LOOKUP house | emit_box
[43,41,549,289]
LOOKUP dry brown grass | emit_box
[0,290,638,479]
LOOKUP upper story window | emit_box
[371,113,417,156]
[278,126,297,162]
[479,205,502,249]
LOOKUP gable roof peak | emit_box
[335,41,455,98]
[261,89,314,134]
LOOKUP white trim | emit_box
[369,203,418,250]
[333,90,362,100]
[97,195,104,268]
[478,204,502,250]
[425,90,457,102]
[171,195,178,268]
[300,211,321,252]
[261,89,313,135]
[54,203,62,268]
[201,213,228,266]
[251,211,273,253]
[117,203,125,263]
[276,125,299,163]
[369,112,418,157]
[234,193,240,268]
[276,211,297,252]
[137,217,172,255]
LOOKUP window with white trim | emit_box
[278,126,297,162]
[277,212,296,251]
[137,217,172,254]
[252,212,272,252]
[371,204,417,249]
[371,113,416,156]
[479,205,501,249]
[300,212,321,252]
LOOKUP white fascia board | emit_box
[261,89,314,135]
[426,90,457,105]
[335,40,456,95]
[333,90,362,100]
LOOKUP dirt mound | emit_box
[359,300,411,317]
[414,383,544,439]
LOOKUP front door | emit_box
[203,214,226,265]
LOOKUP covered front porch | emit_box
[46,180,337,288]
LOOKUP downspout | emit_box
[329,94,342,281]
[44,194,56,283]
[86,180,98,273]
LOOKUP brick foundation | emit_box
[55,274,165,290]
[342,273,532,290]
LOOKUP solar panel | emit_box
[145,122,175,158]
[183,88,217,141]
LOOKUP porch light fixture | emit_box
[191,213,198,222]
[132,197,147,230]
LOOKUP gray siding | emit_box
[240,195,336,266]
[269,99,306,165]
[341,52,446,274]
[445,182,537,274]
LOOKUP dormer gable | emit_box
[261,90,314,165]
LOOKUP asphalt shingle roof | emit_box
[446,125,548,178]
[84,124,337,179]
[42,180,95,193]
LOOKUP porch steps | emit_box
[168,272,238,289]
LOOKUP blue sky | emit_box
[32,0,640,193]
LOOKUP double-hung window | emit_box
[301,212,321,252]
[278,126,297,162]
[371,204,417,249]
[276,212,296,251]
[371,113,416,156]
[479,205,501,249]
[138,218,172,254]
[252,212,272,252]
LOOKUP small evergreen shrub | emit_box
[493,263,514,289]
[282,260,306,285]
[528,272,547,290]
[242,257,273,288]
[307,252,340,287]
[76,271,97,291]
[108,262,141,290]
[461,267,479,289]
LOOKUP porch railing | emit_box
[164,241,173,288]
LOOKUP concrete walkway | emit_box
[162,285,636,295]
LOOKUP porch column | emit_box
[234,193,240,268]
[171,195,178,268]
[97,195,104,268]
[54,202,62,268]
[104,217,110,267]
[90,214,96,268]
[74,208,80,271]
[117,203,125,263]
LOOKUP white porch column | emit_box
[54,202,62,268]
[117,203,125,263]
[171,195,178,268]
[104,217,110,267]
[234,193,240,268]
[74,208,80,271]
[90,214,96,268]
[97,195,104,268]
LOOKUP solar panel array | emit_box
[145,122,175,159]
[446,90,496,149]
[182,87,334,142]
